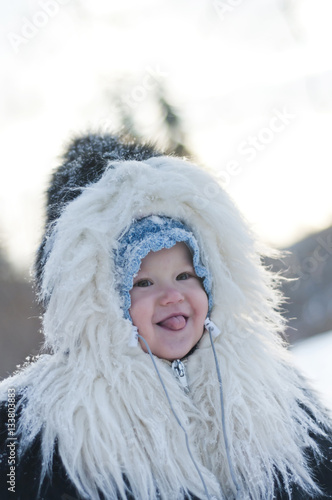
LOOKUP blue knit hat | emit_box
[114,216,213,320]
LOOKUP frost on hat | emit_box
[114,216,213,320]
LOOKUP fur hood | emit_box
[0,134,330,499]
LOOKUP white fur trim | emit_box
[128,326,139,347]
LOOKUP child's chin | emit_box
[159,344,192,361]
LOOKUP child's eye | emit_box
[133,279,153,287]
[176,272,192,281]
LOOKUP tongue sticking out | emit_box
[159,315,187,331]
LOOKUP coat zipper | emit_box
[171,359,190,394]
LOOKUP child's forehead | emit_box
[138,242,194,270]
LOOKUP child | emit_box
[0,133,331,500]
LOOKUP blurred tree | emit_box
[0,245,42,380]
[156,85,191,157]
[278,0,303,41]
[106,79,193,158]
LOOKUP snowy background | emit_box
[0,0,331,404]
[291,330,332,412]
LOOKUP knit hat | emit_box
[114,215,213,320]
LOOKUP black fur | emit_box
[35,133,162,298]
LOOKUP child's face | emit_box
[129,242,208,360]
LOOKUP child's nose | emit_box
[159,286,184,305]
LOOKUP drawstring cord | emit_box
[204,319,241,499]
[137,334,214,500]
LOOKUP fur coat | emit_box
[0,134,331,500]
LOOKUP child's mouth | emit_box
[157,315,187,331]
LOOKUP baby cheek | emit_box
[129,290,140,322]
[196,288,209,316]
[130,292,151,324]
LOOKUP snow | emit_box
[291,330,332,412]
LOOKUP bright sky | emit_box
[1,0,332,272]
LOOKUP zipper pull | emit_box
[171,359,190,394]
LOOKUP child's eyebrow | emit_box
[180,264,198,275]
[182,263,195,270]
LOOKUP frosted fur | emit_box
[0,156,330,499]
